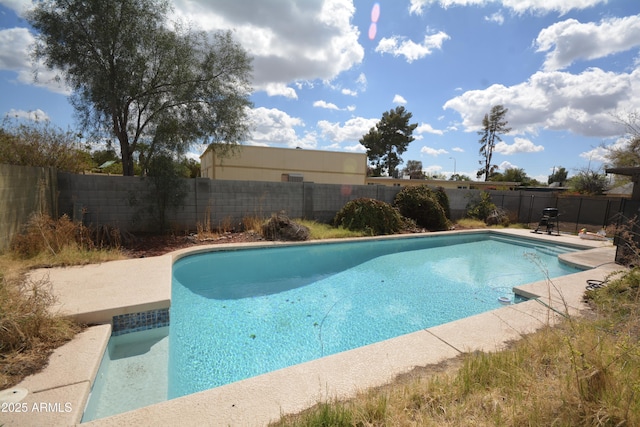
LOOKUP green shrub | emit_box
[393,185,449,231]
[434,186,451,219]
[333,198,403,235]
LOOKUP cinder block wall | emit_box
[0,164,57,251]
[56,173,627,234]
[57,174,411,232]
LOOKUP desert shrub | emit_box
[466,191,510,226]
[393,185,448,231]
[333,198,403,235]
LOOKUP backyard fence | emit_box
[0,164,633,246]
[0,164,57,251]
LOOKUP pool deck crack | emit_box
[424,329,464,354]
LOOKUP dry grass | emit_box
[296,219,367,240]
[242,215,266,234]
[0,212,124,389]
[0,271,81,389]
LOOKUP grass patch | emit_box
[295,219,367,240]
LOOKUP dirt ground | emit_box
[121,231,266,258]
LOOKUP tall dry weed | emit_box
[0,273,80,389]
[10,212,93,258]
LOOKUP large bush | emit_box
[393,185,449,231]
[333,198,403,235]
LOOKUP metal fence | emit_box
[487,190,628,233]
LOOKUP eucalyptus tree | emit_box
[28,0,253,176]
[477,105,511,181]
[360,106,418,177]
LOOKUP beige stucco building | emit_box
[200,145,367,185]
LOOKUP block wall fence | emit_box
[56,172,628,234]
[0,163,631,249]
[0,164,57,251]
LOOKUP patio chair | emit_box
[531,207,560,235]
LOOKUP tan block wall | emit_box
[201,146,366,185]
[0,164,57,251]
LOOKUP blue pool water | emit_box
[168,233,581,399]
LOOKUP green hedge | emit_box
[333,198,403,235]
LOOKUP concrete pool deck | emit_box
[2,229,621,426]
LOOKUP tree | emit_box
[492,167,530,185]
[449,173,472,181]
[28,0,253,176]
[402,160,426,179]
[569,168,608,195]
[605,111,640,168]
[360,106,418,178]
[477,105,511,181]
[548,166,568,185]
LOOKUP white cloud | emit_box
[443,67,637,138]
[0,0,32,16]
[0,27,71,94]
[247,107,317,149]
[342,88,357,96]
[343,143,367,152]
[536,15,640,71]
[484,12,504,25]
[416,122,445,136]
[173,0,364,97]
[356,72,367,88]
[376,31,450,63]
[452,147,465,152]
[495,137,544,155]
[0,28,32,71]
[263,83,298,99]
[317,116,378,144]
[393,94,407,104]
[409,0,608,16]
[498,160,516,170]
[580,145,609,163]
[313,100,340,110]
[5,108,50,121]
[421,146,449,156]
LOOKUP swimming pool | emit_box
[83,232,583,421]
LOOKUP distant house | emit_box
[365,176,521,191]
[200,145,367,185]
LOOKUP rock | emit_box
[261,213,310,241]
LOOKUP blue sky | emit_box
[1,0,639,182]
